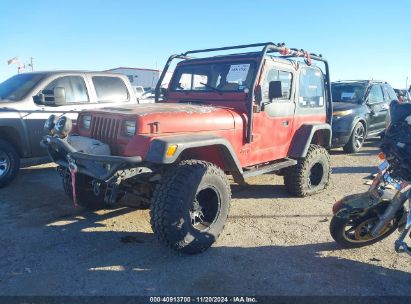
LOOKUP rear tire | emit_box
[150,160,231,254]
[0,139,20,188]
[62,169,107,211]
[284,144,330,197]
[343,122,365,153]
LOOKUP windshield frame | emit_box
[169,60,257,94]
[0,73,46,102]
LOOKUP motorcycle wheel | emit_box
[330,209,400,248]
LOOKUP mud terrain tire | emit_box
[150,160,231,254]
[284,144,330,197]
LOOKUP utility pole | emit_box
[406,76,408,91]
[28,57,34,72]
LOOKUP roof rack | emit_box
[180,42,326,64]
[155,42,332,143]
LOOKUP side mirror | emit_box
[53,87,66,106]
[34,87,66,106]
[268,81,283,100]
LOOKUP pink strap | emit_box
[69,162,79,207]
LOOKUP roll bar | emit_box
[155,42,332,143]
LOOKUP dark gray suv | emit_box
[331,80,398,153]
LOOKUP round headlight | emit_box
[44,114,57,134]
[54,116,73,138]
[81,114,92,130]
[124,120,136,136]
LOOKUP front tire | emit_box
[284,144,330,197]
[0,139,20,188]
[330,211,399,248]
[150,160,231,254]
[343,122,365,153]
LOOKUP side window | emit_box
[92,76,129,103]
[262,68,293,101]
[45,76,89,103]
[298,67,325,108]
[368,85,384,104]
[382,84,398,102]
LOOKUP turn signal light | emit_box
[166,145,178,157]
[378,152,385,160]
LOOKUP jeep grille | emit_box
[90,116,120,146]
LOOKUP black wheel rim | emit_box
[189,187,220,232]
[354,124,365,149]
[0,151,10,178]
[308,163,323,188]
[342,216,393,243]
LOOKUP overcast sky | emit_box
[1,0,410,88]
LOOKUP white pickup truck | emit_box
[0,70,139,187]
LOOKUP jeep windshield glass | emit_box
[170,61,256,93]
[0,73,46,102]
[331,83,367,103]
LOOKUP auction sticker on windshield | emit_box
[226,64,250,83]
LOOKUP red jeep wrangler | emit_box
[43,43,333,254]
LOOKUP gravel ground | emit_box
[1,139,411,296]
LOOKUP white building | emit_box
[105,67,173,90]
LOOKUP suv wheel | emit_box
[62,169,108,210]
[343,122,365,153]
[150,160,231,254]
[0,139,20,188]
[284,144,330,197]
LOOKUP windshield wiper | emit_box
[200,82,223,94]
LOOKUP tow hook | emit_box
[92,180,102,196]
[67,156,78,207]
[104,176,122,205]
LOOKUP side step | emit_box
[242,158,297,179]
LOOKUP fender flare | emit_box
[145,134,243,174]
[288,123,332,158]
[350,117,367,137]
[0,119,30,157]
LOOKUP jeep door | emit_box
[366,85,389,134]
[250,60,295,162]
[292,66,327,142]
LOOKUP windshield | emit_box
[0,73,46,101]
[331,83,367,103]
[170,61,256,93]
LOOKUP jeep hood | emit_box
[89,103,237,134]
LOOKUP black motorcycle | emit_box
[330,101,411,255]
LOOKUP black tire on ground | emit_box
[343,122,365,153]
[0,139,20,188]
[62,169,107,210]
[330,212,399,248]
[150,160,231,254]
[283,144,330,197]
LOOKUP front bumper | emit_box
[42,135,143,182]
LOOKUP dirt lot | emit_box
[1,139,411,296]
